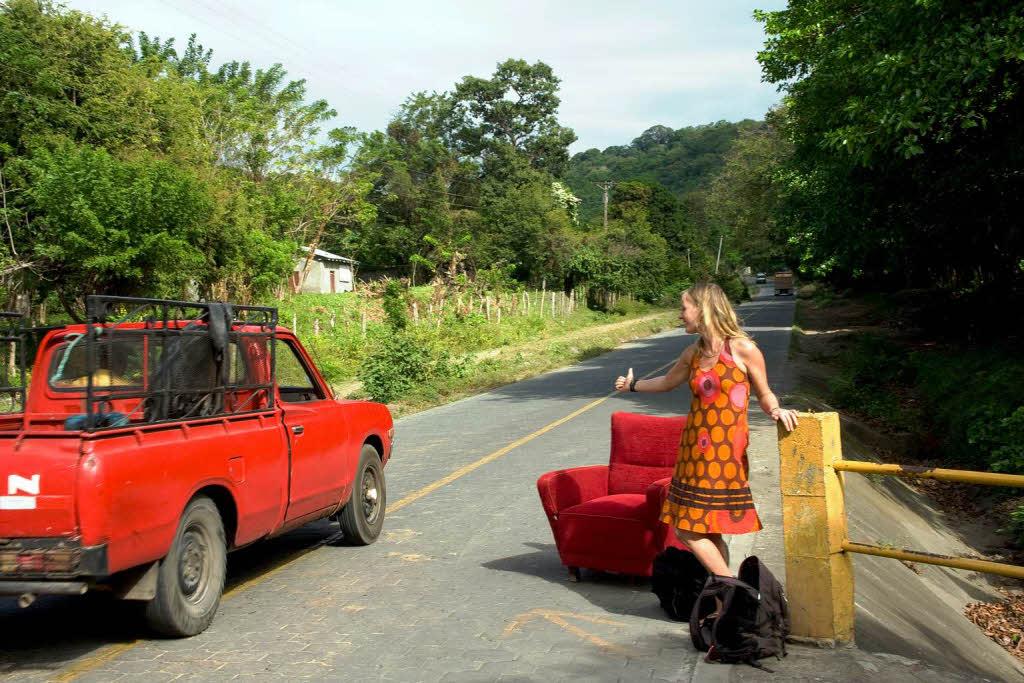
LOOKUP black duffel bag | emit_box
[651,546,709,621]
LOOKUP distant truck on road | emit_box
[774,271,795,296]
[0,296,394,636]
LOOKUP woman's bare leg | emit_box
[712,534,730,570]
[675,528,733,577]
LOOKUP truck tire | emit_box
[339,445,386,545]
[145,495,227,637]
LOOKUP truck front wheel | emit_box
[145,495,227,636]
[339,445,386,545]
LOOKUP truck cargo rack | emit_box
[77,296,278,431]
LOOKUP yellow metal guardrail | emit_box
[777,412,1024,645]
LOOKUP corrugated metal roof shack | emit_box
[291,247,358,294]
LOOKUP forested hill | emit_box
[566,120,759,222]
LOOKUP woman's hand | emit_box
[614,367,634,393]
[770,407,799,432]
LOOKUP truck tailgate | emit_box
[0,436,81,538]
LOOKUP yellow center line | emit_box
[50,642,140,682]
[50,358,677,681]
[387,359,677,514]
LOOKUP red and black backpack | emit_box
[689,556,791,670]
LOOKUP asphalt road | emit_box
[1,285,796,682]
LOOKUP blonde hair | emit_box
[683,282,751,355]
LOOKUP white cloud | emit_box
[63,0,787,151]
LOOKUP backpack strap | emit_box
[689,575,758,652]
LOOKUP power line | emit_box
[169,0,389,101]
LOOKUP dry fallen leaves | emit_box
[965,590,1024,663]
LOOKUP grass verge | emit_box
[359,311,678,418]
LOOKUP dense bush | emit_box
[828,334,1024,477]
[914,348,1024,472]
[1001,505,1024,547]
[828,333,918,431]
[714,273,750,303]
[360,331,431,403]
[381,281,409,330]
[659,280,691,308]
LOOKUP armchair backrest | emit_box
[608,411,687,495]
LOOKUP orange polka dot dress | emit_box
[661,338,762,535]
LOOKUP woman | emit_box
[614,282,798,577]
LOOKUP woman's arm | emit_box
[615,345,695,393]
[733,338,799,431]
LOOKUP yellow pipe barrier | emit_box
[842,541,1024,580]
[832,461,1024,488]
[779,411,1024,647]
[777,412,855,645]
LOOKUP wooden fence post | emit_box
[777,412,855,645]
[361,309,366,337]
[314,318,320,336]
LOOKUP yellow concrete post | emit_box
[777,412,855,645]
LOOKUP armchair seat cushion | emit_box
[561,494,649,523]
[557,494,659,574]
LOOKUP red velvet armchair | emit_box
[537,411,689,580]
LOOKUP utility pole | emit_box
[592,181,615,230]
[715,234,724,274]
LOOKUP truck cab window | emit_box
[276,343,325,403]
[49,336,151,391]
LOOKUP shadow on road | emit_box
[0,519,342,675]
[482,542,676,624]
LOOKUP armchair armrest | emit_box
[645,477,672,523]
[536,465,609,518]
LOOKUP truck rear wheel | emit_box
[145,495,227,636]
[339,445,386,545]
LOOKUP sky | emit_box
[64,0,789,155]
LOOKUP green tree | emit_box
[704,120,790,271]
[354,92,481,282]
[14,143,210,318]
[0,0,199,158]
[756,0,1024,288]
[452,59,577,178]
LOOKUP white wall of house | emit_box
[293,259,353,293]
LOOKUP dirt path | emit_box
[472,311,675,361]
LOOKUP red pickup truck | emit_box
[0,296,393,636]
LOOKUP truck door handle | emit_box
[291,425,304,435]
